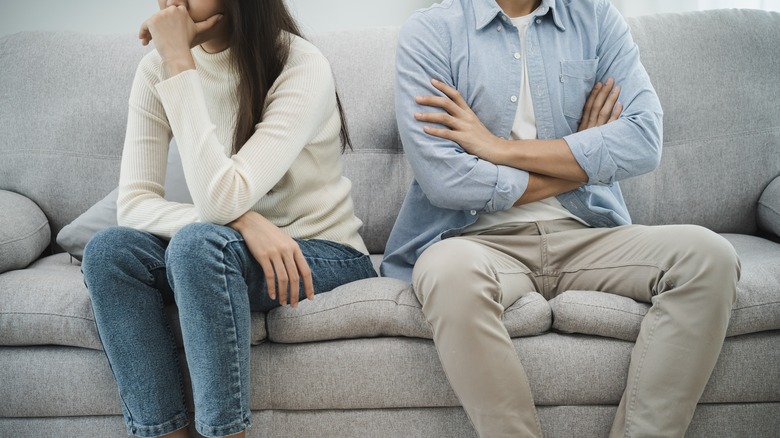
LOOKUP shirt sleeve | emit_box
[155,51,337,225]
[117,56,201,239]
[563,0,664,186]
[395,13,529,213]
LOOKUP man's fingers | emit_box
[431,78,468,109]
[598,86,620,125]
[415,95,459,115]
[609,102,623,123]
[588,77,614,127]
[579,82,602,130]
[415,111,458,129]
[423,125,456,141]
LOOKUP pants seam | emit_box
[195,238,248,436]
[625,301,663,438]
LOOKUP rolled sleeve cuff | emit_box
[564,128,618,186]
[488,165,529,212]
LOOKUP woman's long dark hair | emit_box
[225,0,352,153]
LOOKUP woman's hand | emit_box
[139,5,223,75]
[229,211,314,309]
[578,77,622,131]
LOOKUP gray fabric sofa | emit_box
[1,9,779,438]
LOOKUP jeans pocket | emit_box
[560,58,599,120]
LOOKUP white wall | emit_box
[2,1,777,38]
[0,0,437,38]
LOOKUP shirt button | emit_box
[514,52,521,59]
[536,19,542,24]
[510,95,518,103]
[497,25,503,32]
[470,210,477,216]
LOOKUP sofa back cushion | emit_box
[0,32,148,252]
[621,10,780,234]
[2,10,779,256]
[312,28,412,254]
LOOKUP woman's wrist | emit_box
[162,54,196,77]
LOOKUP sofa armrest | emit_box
[758,176,780,239]
[0,190,51,274]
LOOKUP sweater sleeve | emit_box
[117,54,201,238]
[155,50,338,225]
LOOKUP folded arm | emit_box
[395,15,529,213]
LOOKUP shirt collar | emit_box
[473,0,565,31]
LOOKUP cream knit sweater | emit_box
[117,35,368,254]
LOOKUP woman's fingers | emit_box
[259,257,277,301]
[282,252,300,308]
[295,250,315,301]
[191,14,225,48]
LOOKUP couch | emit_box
[1,8,779,438]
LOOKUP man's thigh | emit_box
[414,233,541,308]
[544,223,714,302]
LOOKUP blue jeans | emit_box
[82,223,376,437]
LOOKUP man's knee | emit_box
[665,225,740,304]
[412,238,499,316]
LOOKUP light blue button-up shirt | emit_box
[381,0,663,282]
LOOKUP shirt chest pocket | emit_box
[560,58,599,121]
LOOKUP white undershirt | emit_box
[463,11,582,235]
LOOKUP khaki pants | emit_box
[412,219,740,438]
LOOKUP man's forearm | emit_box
[514,173,582,206]
[493,138,588,183]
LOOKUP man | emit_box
[380,0,741,436]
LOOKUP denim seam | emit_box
[192,238,248,437]
[303,253,371,262]
[129,414,189,437]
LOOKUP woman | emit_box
[81,1,376,437]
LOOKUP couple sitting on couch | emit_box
[80,0,740,437]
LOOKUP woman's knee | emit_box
[165,222,246,276]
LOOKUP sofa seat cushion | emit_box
[266,277,551,343]
[0,253,267,350]
[550,234,780,341]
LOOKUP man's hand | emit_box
[229,211,314,309]
[414,78,622,165]
[414,79,503,162]
[139,5,223,75]
[579,77,622,131]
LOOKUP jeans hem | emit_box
[126,413,188,437]
[195,416,252,437]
